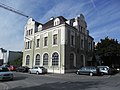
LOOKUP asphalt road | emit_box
[0,72,120,90]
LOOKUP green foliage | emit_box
[9,56,22,66]
[95,37,120,67]
[96,37,120,56]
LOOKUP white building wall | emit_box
[0,49,8,64]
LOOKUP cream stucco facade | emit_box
[22,14,94,74]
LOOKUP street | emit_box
[0,72,120,90]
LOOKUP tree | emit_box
[9,56,22,66]
[95,37,120,67]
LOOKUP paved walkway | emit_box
[44,73,112,80]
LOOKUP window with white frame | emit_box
[28,41,30,49]
[52,52,59,66]
[26,31,28,36]
[36,39,40,48]
[25,42,27,49]
[43,53,48,65]
[26,29,33,36]
[31,29,33,35]
[53,34,58,45]
[25,41,32,49]
[35,54,40,65]
[26,55,30,65]
[44,37,48,46]
[30,41,32,49]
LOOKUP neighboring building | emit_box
[22,14,94,73]
[8,51,23,64]
[0,48,7,65]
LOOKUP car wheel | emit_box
[10,75,13,81]
[90,72,93,76]
[10,78,13,81]
[36,71,39,75]
[29,70,31,74]
[76,72,79,75]
[101,72,104,76]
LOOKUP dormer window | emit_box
[54,18,60,26]
[38,25,42,31]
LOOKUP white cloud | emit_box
[40,1,90,22]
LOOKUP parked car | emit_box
[97,66,118,75]
[0,67,13,81]
[16,66,30,72]
[76,66,99,76]
[28,66,47,75]
[8,65,16,71]
[97,66,109,75]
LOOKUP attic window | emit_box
[38,25,42,31]
[54,18,60,26]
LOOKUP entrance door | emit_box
[70,53,74,69]
[81,54,85,66]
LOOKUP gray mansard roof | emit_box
[42,16,67,30]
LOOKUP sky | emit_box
[0,0,120,51]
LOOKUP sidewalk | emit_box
[44,73,111,80]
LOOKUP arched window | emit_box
[26,55,30,65]
[35,54,40,65]
[43,53,48,65]
[52,52,59,66]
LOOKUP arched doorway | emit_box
[81,54,85,66]
[70,53,76,69]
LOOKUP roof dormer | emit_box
[38,24,42,31]
[54,18,60,26]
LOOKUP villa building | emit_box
[22,14,94,73]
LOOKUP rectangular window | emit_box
[28,41,30,49]
[81,27,83,32]
[81,39,84,49]
[25,42,27,49]
[36,39,40,48]
[29,30,31,35]
[71,35,75,46]
[71,35,74,46]
[30,41,32,49]
[26,31,28,36]
[88,42,91,50]
[31,29,33,35]
[53,34,57,45]
[44,37,48,46]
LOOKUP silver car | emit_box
[29,66,47,75]
[0,67,13,81]
[97,66,110,75]
[76,66,98,76]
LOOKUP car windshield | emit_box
[0,67,9,72]
[39,67,45,69]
